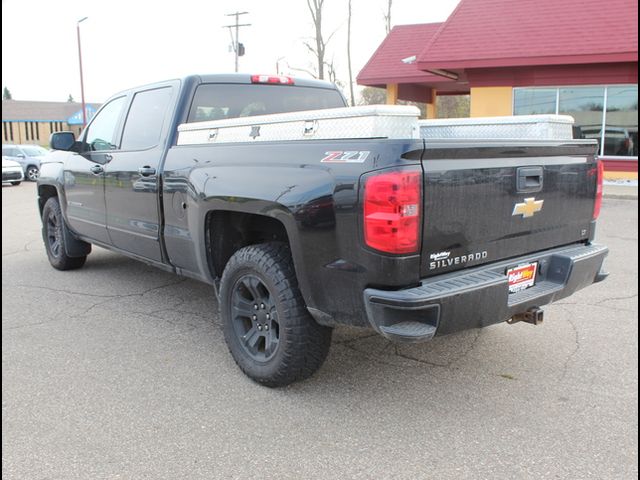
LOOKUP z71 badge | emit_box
[321,151,370,163]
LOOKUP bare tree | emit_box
[325,58,344,90]
[384,0,393,34]
[359,86,387,105]
[437,95,470,118]
[304,0,337,80]
[346,0,355,105]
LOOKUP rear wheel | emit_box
[42,197,87,270]
[220,242,332,387]
[26,165,39,181]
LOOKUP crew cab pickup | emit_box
[38,74,608,386]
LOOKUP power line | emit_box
[223,11,251,73]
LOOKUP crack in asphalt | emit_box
[4,279,191,331]
[12,278,189,299]
[336,341,438,376]
[554,293,638,313]
[560,312,581,382]
[392,345,450,368]
[2,238,43,257]
[605,234,637,242]
[336,328,483,370]
[595,293,638,305]
[334,333,379,345]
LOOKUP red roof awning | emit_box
[417,0,638,71]
[357,23,466,94]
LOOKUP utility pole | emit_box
[223,11,251,72]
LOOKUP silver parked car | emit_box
[1,144,49,181]
[2,157,24,185]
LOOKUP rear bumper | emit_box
[363,243,608,343]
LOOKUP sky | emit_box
[1,0,460,104]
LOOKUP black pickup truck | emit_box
[38,74,608,386]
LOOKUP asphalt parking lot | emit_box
[2,182,638,479]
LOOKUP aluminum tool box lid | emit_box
[418,115,575,141]
[176,105,421,145]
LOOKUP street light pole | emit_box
[77,17,88,129]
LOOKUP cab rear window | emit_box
[187,84,345,123]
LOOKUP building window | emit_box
[514,85,638,159]
[514,88,557,115]
[9,122,14,141]
[605,86,638,157]
[25,122,30,141]
[2,123,8,142]
[558,87,605,151]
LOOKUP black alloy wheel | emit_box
[41,197,87,270]
[46,208,62,259]
[231,274,280,362]
[220,242,333,387]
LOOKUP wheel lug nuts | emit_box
[265,325,269,331]
[257,325,263,331]
[260,303,265,309]
[266,314,270,320]
[252,315,257,321]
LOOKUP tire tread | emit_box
[220,242,332,387]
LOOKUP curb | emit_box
[603,194,638,200]
[602,184,638,200]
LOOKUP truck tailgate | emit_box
[420,140,600,277]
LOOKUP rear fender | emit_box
[193,165,337,306]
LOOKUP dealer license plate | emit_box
[507,262,538,294]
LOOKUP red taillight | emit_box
[593,159,604,219]
[251,75,295,85]
[364,170,422,254]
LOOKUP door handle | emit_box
[138,166,157,177]
[516,166,543,193]
[90,164,104,175]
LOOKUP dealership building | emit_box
[357,0,638,179]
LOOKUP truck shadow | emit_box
[76,248,567,395]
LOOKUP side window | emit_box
[84,96,127,151]
[120,87,173,151]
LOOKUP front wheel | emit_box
[42,197,87,270]
[220,242,332,387]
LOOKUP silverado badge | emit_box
[512,197,544,218]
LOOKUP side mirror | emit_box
[50,132,76,151]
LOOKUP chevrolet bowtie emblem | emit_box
[512,197,544,218]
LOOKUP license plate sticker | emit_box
[507,262,538,294]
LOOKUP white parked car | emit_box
[2,157,24,185]
[2,144,49,181]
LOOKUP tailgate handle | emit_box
[516,166,543,193]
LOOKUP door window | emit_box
[84,96,127,151]
[120,87,173,150]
